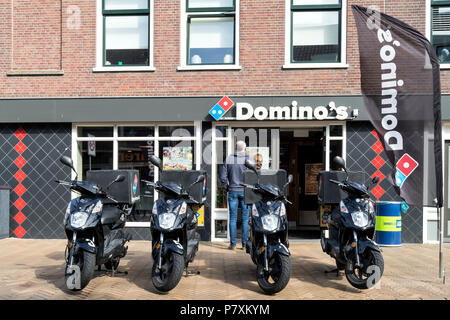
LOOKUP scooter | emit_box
[241,159,293,294]
[56,156,133,291]
[145,155,205,292]
[320,156,384,289]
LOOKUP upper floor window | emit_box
[99,0,152,69]
[180,0,240,69]
[431,0,450,64]
[286,0,346,67]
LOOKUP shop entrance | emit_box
[280,129,325,237]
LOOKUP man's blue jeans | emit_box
[228,190,249,247]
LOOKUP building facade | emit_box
[0,0,449,243]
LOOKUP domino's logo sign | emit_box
[209,96,234,120]
[133,175,138,195]
[395,153,419,188]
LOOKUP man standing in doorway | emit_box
[220,140,250,250]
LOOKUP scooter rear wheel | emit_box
[151,251,184,292]
[256,254,290,295]
[345,249,384,289]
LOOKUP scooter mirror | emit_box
[194,174,205,185]
[115,175,126,183]
[333,156,346,170]
[288,174,293,184]
[372,176,380,184]
[60,156,74,168]
[149,155,163,170]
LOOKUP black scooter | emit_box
[241,160,293,294]
[57,156,132,291]
[320,156,384,289]
[145,155,205,292]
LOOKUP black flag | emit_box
[352,5,443,207]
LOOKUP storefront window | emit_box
[77,126,113,137]
[329,139,343,170]
[118,126,154,137]
[215,220,228,238]
[77,141,113,179]
[158,126,195,137]
[118,141,154,222]
[216,141,228,209]
[329,125,343,136]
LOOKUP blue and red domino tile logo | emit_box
[395,153,419,188]
[209,96,234,120]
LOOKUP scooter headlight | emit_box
[158,212,177,229]
[70,211,90,228]
[351,211,369,228]
[261,214,279,232]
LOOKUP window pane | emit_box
[215,220,228,238]
[232,128,277,169]
[77,126,113,137]
[118,126,154,137]
[105,16,149,66]
[292,11,339,62]
[159,141,196,170]
[189,17,234,64]
[293,0,340,5]
[77,141,113,180]
[432,6,450,63]
[216,141,228,208]
[104,0,149,10]
[329,140,342,170]
[188,0,234,9]
[119,141,154,220]
[158,126,194,137]
[329,125,343,137]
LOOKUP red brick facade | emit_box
[0,0,447,98]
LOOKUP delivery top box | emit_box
[318,170,366,204]
[86,170,140,205]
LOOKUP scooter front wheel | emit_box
[345,249,384,289]
[151,251,184,292]
[256,254,290,295]
[65,250,96,291]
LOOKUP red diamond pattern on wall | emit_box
[14,212,27,225]
[371,140,384,154]
[14,198,26,211]
[13,169,27,183]
[371,155,386,169]
[371,170,386,183]
[14,141,27,154]
[13,225,26,238]
[371,130,380,140]
[14,128,27,141]
[14,155,27,168]
[371,184,386,199]
[13,184,27,197]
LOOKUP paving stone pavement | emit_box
[0,238,449,300]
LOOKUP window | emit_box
[286,0,346,67]
[431,1,450,64]
[97,0,153,69]
[181,0,239,69]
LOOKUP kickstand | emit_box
[324,268,340,277]
[111,266,128,277]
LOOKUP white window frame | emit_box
[72,122,202,228]
[426,0,450,69]
[178,0,242,71]
[93,0,155,72]
[283,0,348,69]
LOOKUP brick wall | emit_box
[0,0,447,98]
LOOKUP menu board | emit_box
[162,146,193,170]
[305,163,323,195]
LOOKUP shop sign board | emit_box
[209,96,357,121]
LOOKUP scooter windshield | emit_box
[159,182,183,196]
[259,184,281,198]
[70,181,104,196]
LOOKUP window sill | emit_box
[177,65,242,71]
[282,63,349,69]
[92,66,156,72]
[440,64,450,69]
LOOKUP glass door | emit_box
[444,140,450,242]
